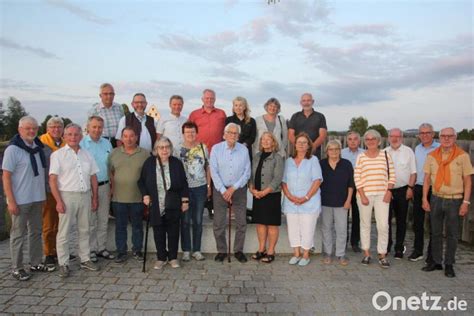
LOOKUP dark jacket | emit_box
[225,114,257,160]
[125,113,157,147]
[138,156,189,226]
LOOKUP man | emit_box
[80,116,115,262]
[2,116,48,281]
[88,83,124,147]
[408,123,439,262]
[49,123,100,278]
[422,127,472,278]
[157,95,187,155]
[39,116,65,271]
[210,123,251,263]
[189,89,227,219]
[109,127,149,264]
[115,93,158,152]
[288,93,327,159]
[384,128,417,259]
[189,89,226,153]
[341,131,365,252]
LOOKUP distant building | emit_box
[147,105,160,121]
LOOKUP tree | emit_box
[457,128,474,140]
[0,101,4,139]
[367,124,388,137]
[39,115,73,135]
[349,116,368,136]
[3,97,28,139]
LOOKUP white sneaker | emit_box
[192,251,205,261]
[182,251,191,261]
[153,260,167,270]
[169,259,180,268]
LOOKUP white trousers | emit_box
[357,194,389,255]
[286,212,319,250]
[57,191,91,266]
[89,184,110,253]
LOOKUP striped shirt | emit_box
[354,151,396,196]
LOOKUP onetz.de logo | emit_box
[372,291,468,311]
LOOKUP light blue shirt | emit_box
[210,141,251,194]
[415,141,440,185]
[341,147,364,168]
[282,156,323,215]
[2,141,47,205]
[80,135,112,182]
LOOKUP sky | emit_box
[0,0,473,131]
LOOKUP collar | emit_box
[224,141,238,151]
[85,135,102,144]
[100,102,115,109]
[120,146,141,154]
[134,112,146,121]
[301,108,315,116]
[200,106,216,114]
[65,144,81,152]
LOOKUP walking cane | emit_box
[142,203,151,273]
[228,201,232,263]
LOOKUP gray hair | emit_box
[325,139,342,152]
[440,127,457,135]
[202,89,216,96]
[418,123,434,131]
[87,115,104,124]
[363,129,382,144]
[224,122,241,135]
[47,116,64,128]
[152,136,173,157]
[18,116,38,128]
[389,128,403,137]
[100,83,114,91]
[263,97,281,113]
[346,131,360,139]
[64,123,82,133]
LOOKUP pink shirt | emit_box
[189,106,226,153]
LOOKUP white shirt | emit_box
[49,145,99,192]
[156,113,187,155]
[384,144,416,188]
[115,112,159,152]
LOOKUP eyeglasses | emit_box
[157,145,171,150]
[225,131,239,135]
[327,148,340,151]
[365,137,377,141]
[296,141,308,145]
[439,135,455,139]
[419,132,433,136]
[133,101,146,104]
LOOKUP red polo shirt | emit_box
[189,106,226,153]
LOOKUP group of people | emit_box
[2,83,472,282]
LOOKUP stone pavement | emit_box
[0,225,473,315]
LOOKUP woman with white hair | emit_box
[253,98,288,157]
[138,137,189,270]
[354,129,396,268]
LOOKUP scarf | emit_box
[39,133,64,152]
[429,144,465,192]
[9,134,46,177]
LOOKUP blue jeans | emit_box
[113,202,144,255]
[180,185,207,252]
[430,196,461,265]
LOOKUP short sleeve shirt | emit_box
[320,158,355,207]
[288,109,327,141]
[2,142,47,205]
[79,136,113,182]
[188,107,226,153]
[156,114,187,155]
[178,143,209,188]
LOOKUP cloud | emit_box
[45,0,112,25]
[0,38,61,59]
[0,78,44,92]
[207,66,248,79]
[340,24,394,38]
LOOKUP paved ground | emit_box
[0,225,473,315]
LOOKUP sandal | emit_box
[261,254,275,263]
[251,250,266,260]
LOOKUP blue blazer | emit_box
[138,156,189,226]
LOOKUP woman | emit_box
[178,121,210,262]
[354,129,395,268]
[253,98,288,158]
[138,137,189,270]
[225,96,257,161]
[249,132,284,263]
[282,132,323,266]
[320,140,354,266]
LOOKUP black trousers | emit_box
[412,185,433,259]
[387,186,409,253]
[347,194,360,246]
[153,211,180,261]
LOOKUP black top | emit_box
[288,109,326,157]
[225,114,257,159]
[254,151,271,190]
[320,158,355,207]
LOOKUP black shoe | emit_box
[69,254,77,261]
[444,265,455,278]
[352,245,362,253]
[133,251,144,262]
[44,255,57,272]
[114,253,128,264]
[12,269,31,281]
[234,252,247,263]
[422,263,443,272]
[214,253,227,262]
[394,251,403,260]
[408,252,424,262]
[209,211,214,220]
[90,251,98,263]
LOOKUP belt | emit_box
[98,181,109,186]
[433,193,463,199]
[393,185,408,191]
